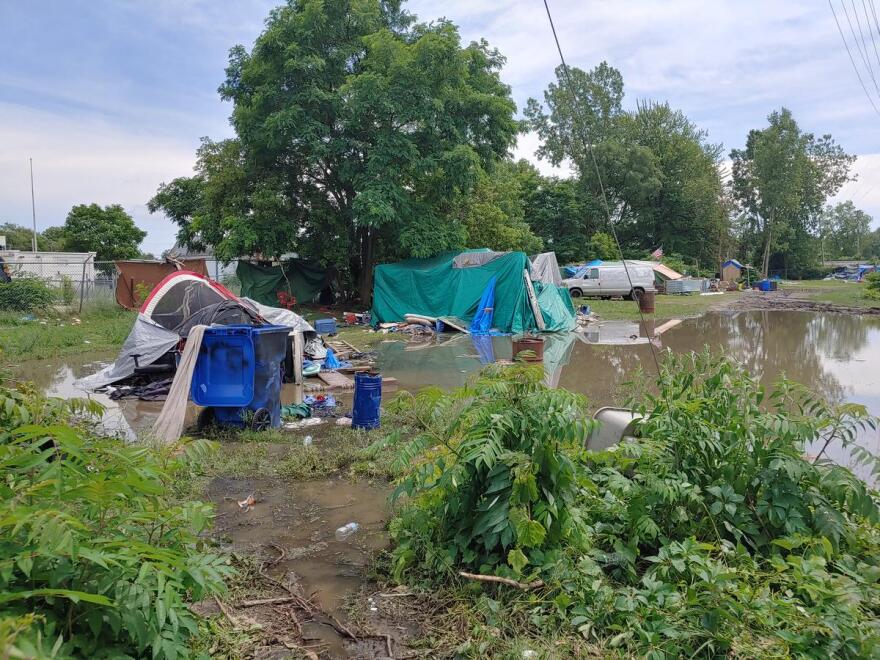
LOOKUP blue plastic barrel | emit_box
[351,372,382,430]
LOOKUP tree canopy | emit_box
[730,108,854,277]
[818,201,873,260]
[150,0,518,302]
[0,223,64,252]
[62,204,146,263]
[525,63,727,267]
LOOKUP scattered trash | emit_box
[522,650,537,659]
[20,314,36,322]
[281,402,311,419]
[71,317,82,325]
[303,435,313,447]
[335,522,359,541]
[283,417,324,430]
[336,416,352,427]
[83,340,91,344]
[238,493,257,512]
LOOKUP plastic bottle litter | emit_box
[303,435,313,447]
[335,522,359,541]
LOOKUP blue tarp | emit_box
[469,276,497,335]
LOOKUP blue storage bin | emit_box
[191,325,290,429]
[352,372,382,430]
[314,318,337,335]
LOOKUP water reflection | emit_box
[376,311,880,481]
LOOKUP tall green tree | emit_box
[0,223,65,251]
[525,63,726,267]
[62,204,146,264]
[522,175,596,263]
[455,161,543,254]
[151,0,518,303]
[818,201,873,260]
[730,108,854,276]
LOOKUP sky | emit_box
[1,0,878,256]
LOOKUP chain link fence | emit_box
[1,256,118,309]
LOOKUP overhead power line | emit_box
[540,0,664,379]
[844,0,880,95]
[829,0,880,116]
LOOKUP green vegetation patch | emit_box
[384,355,880,657]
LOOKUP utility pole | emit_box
[29,158,37,252]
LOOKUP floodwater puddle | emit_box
[207,475,391,656]
[376,310,880,481]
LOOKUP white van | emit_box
[563,262,656,299]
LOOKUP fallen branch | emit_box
[240,596,300,608]
[458,571,544,590]
[214,596,238,626]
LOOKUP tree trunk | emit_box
[761,224,773,279]
[357,226,375,306]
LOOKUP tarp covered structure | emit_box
[115,258,209,310]
[237,259,335,306]
[371,250,575,333]
[78,271,313,389]
[530,252,563,286]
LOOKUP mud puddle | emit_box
[208,475,396,657]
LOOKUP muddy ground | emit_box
[727,288,880,315]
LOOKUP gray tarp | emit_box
[78,300,314,390]
[530,252,563,286]
[452,250,507,269]
[239,297,315,334]
[76,314,180,389]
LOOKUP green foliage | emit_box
[62,203,146,265]
[526,65,727,267]
[387,365,593,577]
[0,277,55,312]
[731,108,855,276]
[0,223,64,252]
[389,352,880,657]
[820,201,874,260]
[586,231,618,261]
[59,276,75,306]
[457,162,543,254]
[0,382,231,658]
[151,0,518,301]
[864,272,880,300]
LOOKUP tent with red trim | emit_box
[77,271,313,389]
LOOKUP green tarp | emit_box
[371,251,575,333]
[237,260,333,306]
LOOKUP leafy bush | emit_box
[864,271,880,300]
[0,277,56,312]
[59,275,76,306]
[0,382,231,658]
[389,352,880,657]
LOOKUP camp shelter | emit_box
[115,258,209,310]
[237,259,336,306]
[371,250,575,334]
[531,252,563,286]
[722,259,744,283]
[79,270,313,390]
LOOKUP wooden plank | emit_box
[318,371,354,389]
[293,331,304,385]
[438,316,469,333]
[523,269,545,331]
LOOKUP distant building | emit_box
[0,250,97,283]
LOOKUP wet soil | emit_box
[728,289,880,315]
[206,475,416,658]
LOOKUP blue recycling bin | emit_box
[191,325,290,430]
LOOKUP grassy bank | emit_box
[584,290,738,321]
[0,300,134,362]
[782,279,880,309]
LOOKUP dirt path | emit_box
[724,290,880,316]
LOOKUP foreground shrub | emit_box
[0,277,55,312]
[388,352,880,657]
[864,271,880,299]
[0,383,231,658]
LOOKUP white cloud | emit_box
[834,153,880,226]
[0,102,198,255]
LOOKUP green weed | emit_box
[388,352,880,658]
[0,382,231,659]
